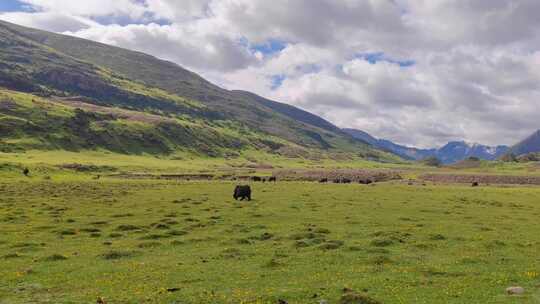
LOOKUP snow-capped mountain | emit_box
[344,129,509,164]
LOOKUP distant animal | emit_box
[96,297,107,304]
[319,178,328,183]
[333,179,341,183]
[268,176,277,182]
[359,179,373,185]
[233,185,252,201]
[23,168,30,176]
[262,178,266,183]
[341,178,352,184]
[251,176,262,182]
[472,182,479,187]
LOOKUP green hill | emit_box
[0,20,398,162]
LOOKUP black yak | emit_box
[359,179,373,185]
[233,185,252,201]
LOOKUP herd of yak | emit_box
[233,176,375,201]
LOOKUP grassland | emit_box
[2,166,540,303]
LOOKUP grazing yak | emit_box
[333,178,351,184]
[319,178,328,183]
[23,168,30,176]
[233,185,252,201]
[472,182,479,187]
[268,176,277,182]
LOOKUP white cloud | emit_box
[18,0,148,18]
[0,11,98,32]
[0,0,539,147]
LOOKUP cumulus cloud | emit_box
[0,0,539,147]
[18,0,148,18]
[0,11,97,32]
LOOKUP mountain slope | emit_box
[0,20,396,161]
[344,128,509,164]
[511,130,540,155]
[343,128,435,160]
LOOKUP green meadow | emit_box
[2,165,540,303]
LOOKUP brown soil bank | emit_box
[273,169,402,182]
[420,174,540,185]
[111,173,217,180]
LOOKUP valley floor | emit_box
[1,178,540,303]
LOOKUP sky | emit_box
[1,0,539,148]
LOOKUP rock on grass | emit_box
[506,286,525,295]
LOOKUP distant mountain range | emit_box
[344,129,510,164]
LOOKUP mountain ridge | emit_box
[0,20,398,161]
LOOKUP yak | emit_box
[233,185,252,201]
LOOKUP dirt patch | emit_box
[273,169,402,182]
[110,173,216,180]
[159,174,214,180]
[420,174,540,185]
[111,170,402,183]
[58,163,117,172]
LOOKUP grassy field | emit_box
[2,175,540,303]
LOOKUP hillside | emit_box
[511,130,540,156]
[0,20,397,161]
[344,128,509,164]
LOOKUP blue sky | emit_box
[0,0,25,12]
[356,52,415,67]
[251,39,287,56]
[269,74,286,90]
